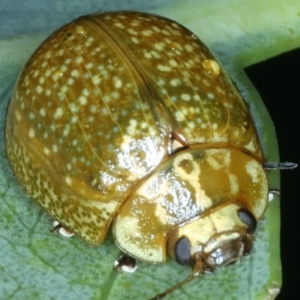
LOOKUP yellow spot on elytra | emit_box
[131,37,139,44]
[65,176,72,185]
[71,70,80,77]
[92,75,101,85]
[181,94,191,101]
[157,65,171,72]
[127,119,137,135]
[114,77,122,89]
[67,78,74,85]
[75,57,83,64]
[54,107,63,119]
[79,96,87,105]
[170,79,180,87]
[142,30,153,36]
[185,44,194,52]
[202,59,220,77]
[36,86,43,94]
[29,128,35,138]
[15,111,21,122]
[44,147,50,155]
[87,62,93,69]
[127,28,138,35]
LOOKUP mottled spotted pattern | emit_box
[113,148,268,262]
[6,12,265,246]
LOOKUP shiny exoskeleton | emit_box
[5,11,268,298]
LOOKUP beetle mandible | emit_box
[5,11,287,299]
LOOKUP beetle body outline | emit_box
[5,11,269,299]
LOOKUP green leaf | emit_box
[1,1,300,299]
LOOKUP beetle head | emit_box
[151,204,257,299]
[167,203,257,268]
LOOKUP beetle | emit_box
[5,11,294,299]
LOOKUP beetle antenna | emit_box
[263,162,298,170]
[149,258,205,300]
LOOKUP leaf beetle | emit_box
[5,11,295,299]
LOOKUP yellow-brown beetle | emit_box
[5,11,282,299]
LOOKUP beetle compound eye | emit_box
[238,209,257,233]
[174,237,192,265]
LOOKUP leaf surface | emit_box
[1,1,300,299]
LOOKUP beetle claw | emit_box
[268,189,281,201]
[114,254,137,273]
[51,221,75,238]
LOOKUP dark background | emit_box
[246,48,299,300]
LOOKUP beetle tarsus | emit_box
[51,221,74,238]
[114,254,137,273]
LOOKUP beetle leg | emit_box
[263,162,297,170]
[264,162,297,201]
[51,221,75,238]
[268,188,281,202]
[114,254,137,273]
